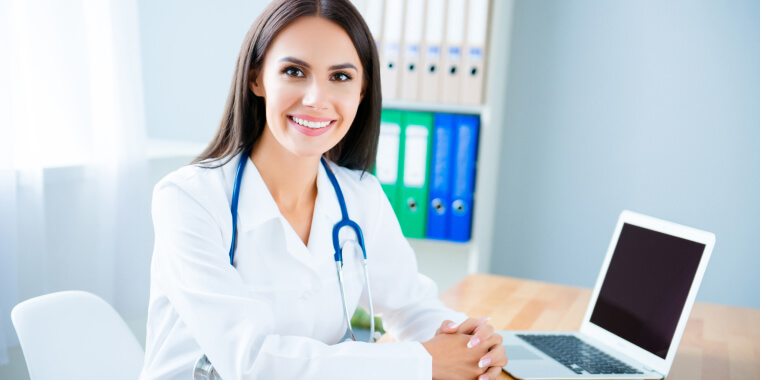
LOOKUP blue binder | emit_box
[449,115,479,242]
[426,113,456,240]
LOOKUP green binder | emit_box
[376,110,403,213]
[396,111,434,238]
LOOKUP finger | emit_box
[486,343,508,367]
[478,366,504,380]
[458,316,491,335]
[473,323,495,342]
[484,327,503,350]
[477,343,505,369]
[467,323,494,348]
[436,320,460,335]
[476,325,503,351]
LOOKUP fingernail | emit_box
[446,322,459,329]
[467,336,481,348]
[478,316,491,323]
[478,356,492,368]
[479,375,490,380]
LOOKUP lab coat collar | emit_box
[222,151,281,233]
[221,151,344,270]
[225,151,342,237]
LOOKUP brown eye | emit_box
[332,72,352,82]
[282,66,304,77]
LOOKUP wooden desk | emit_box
[439,274,760,380]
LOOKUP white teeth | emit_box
[291,116,331,129]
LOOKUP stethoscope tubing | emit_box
[228,148,249,265]
[228,148,375,343]
[195,149,378,379]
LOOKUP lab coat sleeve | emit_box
[151,179,433,380]
[362,176,469,343]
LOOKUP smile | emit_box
[290,116,332,129]
[287,115,336,137]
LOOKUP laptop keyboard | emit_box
[516,334,644,375]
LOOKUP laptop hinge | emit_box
[641,366,665,378]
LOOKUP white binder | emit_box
[380,0,405,100]
[399,0,425,101]
[376,122,401,188]
[441,0,466,103]
[419,0,446,102]
[359,0,385,55]
[460,0,488,104]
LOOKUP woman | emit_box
[140,1,507,379]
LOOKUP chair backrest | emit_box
[11,290,144,380]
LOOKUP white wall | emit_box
[138,0,269,143]
[490,0,760,309]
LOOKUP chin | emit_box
[285,137,343,160]
[287,146,331,160]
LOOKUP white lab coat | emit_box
[140,152,468,380]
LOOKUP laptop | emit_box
[498,210,715,379]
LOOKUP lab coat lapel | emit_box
[227,154,349,272]
[240,159,314,269]
[224,152,316,270]
[222,152,281,233]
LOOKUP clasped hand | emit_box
[422,318,508,380]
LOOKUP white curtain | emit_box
[1,0,151,364]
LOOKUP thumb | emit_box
[436,320,460,335]
[439,320,459,334]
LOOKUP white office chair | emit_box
[11,290,144,380]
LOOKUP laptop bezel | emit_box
[578,210,715,376]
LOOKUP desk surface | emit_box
[439,274,760,380]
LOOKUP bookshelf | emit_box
[381,0,515,292]
[383,100,483,115]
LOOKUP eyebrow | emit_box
[278,56,358,71]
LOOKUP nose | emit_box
[302,78,329,110]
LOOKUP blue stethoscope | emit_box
[229,147,376,343]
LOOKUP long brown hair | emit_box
[193,0,381,172]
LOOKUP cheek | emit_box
[263,80,301,114]
[337,86,364,122]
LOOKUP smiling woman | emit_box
[140,1,506,380]
[192,0,381,172]
[248,16,366,164]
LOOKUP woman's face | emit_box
[250,16,364,160]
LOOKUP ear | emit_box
[249,68,265,97]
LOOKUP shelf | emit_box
[383,100,483,115]
[382,0,515,279]
[407,237,472,253]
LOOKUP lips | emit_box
[287,115,336,137]
[290,114,334,123]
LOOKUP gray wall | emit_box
[491,0,760,308]
[138,0,268,143]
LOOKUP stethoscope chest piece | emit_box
[193,355,221,380]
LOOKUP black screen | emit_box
[589,223,705,359]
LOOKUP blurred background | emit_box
[1,0,758,378]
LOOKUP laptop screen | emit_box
[589,223,706,359]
